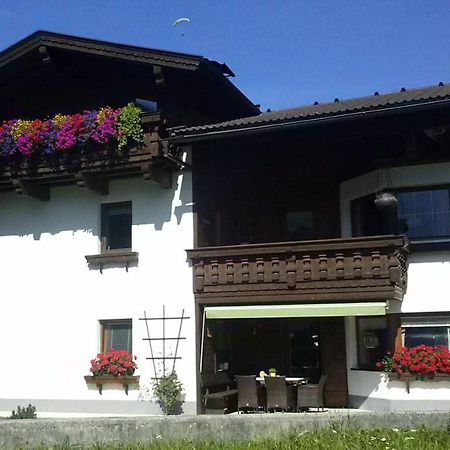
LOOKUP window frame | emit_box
[395,185,450,243]
[401,313,450,349]
[99,318,133,354]
[356,316,388,370]
[100,201,132,253]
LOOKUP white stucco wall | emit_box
[0,169,195,417]
[341,162,450,409]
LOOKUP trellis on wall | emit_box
[139,306,190,380]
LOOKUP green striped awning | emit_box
[204,302,386,319]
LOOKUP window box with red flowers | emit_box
[377,345,450,393]
[84,349,139,395]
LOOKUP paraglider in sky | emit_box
[172,18,190,36]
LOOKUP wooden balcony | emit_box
[186,235,409,304]
[0,114,177,200]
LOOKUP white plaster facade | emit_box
[0,168,196,417]
[341,162,450,411]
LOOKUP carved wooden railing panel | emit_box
[187,236,409,303]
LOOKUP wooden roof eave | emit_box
[169,98,450,145]
[0,31,203,72]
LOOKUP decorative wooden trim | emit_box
[13,179,50,201]
[77,172,109,195]
[386,372,450,393]
[186,235,409,304]
[85,251,138,273]
[84,375,140,395]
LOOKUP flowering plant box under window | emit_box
[85,349,139,395]
[377,345,450,393]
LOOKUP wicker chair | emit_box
[265,376,296,412]
[297,374,327,412]
[236,375,263,413]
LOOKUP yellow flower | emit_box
[11,120,32,143]
[96,107,114,125]
[52,114,68,127]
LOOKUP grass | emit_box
[33,427,450,449]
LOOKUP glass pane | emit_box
[398,189,450,239]
[431,190,450,212]
[404,327,449,347]
[286,211,314,241]
[357,317,387,369]
[434,212,450,236]
[105,321,132,353]
[397,192,414,215]
[414,191,432,214]
[108,213,132,249]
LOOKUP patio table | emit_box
[256,377,307,384]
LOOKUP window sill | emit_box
[84,375,140,395]
[85,250,138,273]
[409,239,450,252]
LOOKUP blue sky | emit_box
[1,1,450,111]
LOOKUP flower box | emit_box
[84,375,140,395]
[377,345,450,393]
[386,372,450,393]
[87,349,138,394]
[0,105,174,194]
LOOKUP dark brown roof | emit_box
[0,30,207,71]
[170,83,450,140]
[0,31,258,117]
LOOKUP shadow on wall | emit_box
[0,173,190,239]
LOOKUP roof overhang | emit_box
[170,98,450,144]
[0,30,204,72]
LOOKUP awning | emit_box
[204,302,386,319]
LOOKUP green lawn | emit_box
[37,427,450,450]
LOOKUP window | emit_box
[101,202,132,251]
[286,211,315,241]
[100,319,132,353]
[357,317,388,369]
[402,315,450,348]
[398,188,450,240]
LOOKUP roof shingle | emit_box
[170,83,450,138]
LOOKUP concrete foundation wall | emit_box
[1,412,450,449]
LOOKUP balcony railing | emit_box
[0,114,175,199]
[186,235,409,304]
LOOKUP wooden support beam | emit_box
[38,45,51,64]
[141,163,172,189]
[14,179,50,201]
[153,65,165,87]
[76,172,109,195]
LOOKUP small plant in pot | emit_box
[153,371,184,415]
[269,367,277,377]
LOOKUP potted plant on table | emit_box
[84,349,139,395]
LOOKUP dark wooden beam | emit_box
[141,163,172,189]
[77,172,109,195]
[14,179,50,201]
[38,45,51,65]
[153,65,165,87]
